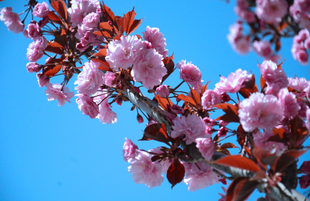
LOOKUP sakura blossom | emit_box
[93,91,117,124]
[253,40,274,58]
[256,0,288,24]
[23,21,41,39]
[0,7,24,34]
[26,62,40,73]
[195,138,215,160]
[227,22,251,55]
[106,35,144,70]
[171,113,208,145]
[156,85,169,98]
[26,36,48,62]
[76,94,99,119]
[33,2,49,18]
[238,92,283,132]
[214,68,252,94]
[81,12,100,30]
[36,73,49,87]
[306,109,310,132]
[253,129,287,155]
[183,162,220,191]
[44,83,74,106]
[104,71,116,87]
[123,138,138,162]
[176,60,202,87]
[74,60,104,95]
[288,77,310,98]
[148,147,172,174]
[67,0,100,27]
[278,88,301,119]
[143,26,168,57]
[201,89,221,110]
[128,150,164,189]
[131,48,167,89]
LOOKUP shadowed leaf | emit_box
[140,123,170,144]
[215,103,240,123]
[226,177,259,201]
[211,155,260,172]
[167,158,185,188]
[45,41,64,54]
[50,0,67,22]
[48,11,62,25]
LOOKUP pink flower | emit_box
[278,88,300,119]
[33,2,49,18]
[183,161,220,191]
[137,114,144,124]
[215,68,252,94]
[128,150,164,189]
[67,0,100,27]
[131,49,167,89]
[81,12,100,30]
[106,35,143,70]
[0,7,24,34]
[26,36,48,62]
[36,73,49,87]
[306,109,310,131]
[288,77,310,93]
[156,85,169,98]
[238,93,283,132]
[253,130,287,155]
[93,91,117,124]
[123,138,138,162]
[23,21,41,39]
[104,71,116,87]
[171,114,208,145]
[253,40,273,58]
[258,60,288,95]
[149,147,172,174]
[44,83,74,106]
[74,60,104,95]
[76,94,99,118]
[170,105,184,114]
[218,127,228,137]
[26,62,40,73]
[299,174,310,189]
[292,29,310,65]
[227,22,251,55]
[234,1,256,23]
[256,0,288,23]
[301,161,310,175]
[143,26,168,57]
[195,138,215,160]
[201,90,221,109]
[218,186,227,201]
[176,60,202,87]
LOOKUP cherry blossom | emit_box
[123,138,138,162]
[44,83,74,106]
[195,138,215,160]
[201,89,221,110]
[76,94,99,119]
[143,26,168,57]
[278,88,301,119]
[0,7,24,34]
[93,91,117,124]
[26,36,48,62]
[238,92,283,132]
[23,21,41,39]
[156,85,169,98]
[256,0,288,24]
[176,60,202,87]
[26,62,40,73]
[33,2,49,18]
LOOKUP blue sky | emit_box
[0,0,309,201]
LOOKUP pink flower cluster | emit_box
[238,92,283,132]
[253,129,287,156]
[183,162,220,191]
[171,114,209,145]
[258,60,288,95]
[227,22,251,55]
[214,68,252,94]
[234,0,255,23]
[143,26,168,57]
[290,0,310,29]
[176,60,202,87]
[44,83,74,106]
[291,29,310,65]
[0,7,24,34]
[93,91,117,124]
[256,0,288,24]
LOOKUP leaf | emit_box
[211,155,261,172]
[176,94,196,106]
[50,0,67,22]
[260,74,266,93]
[239,74,258,99]
[43,64,62,77]
[221,143,238,149]
[101,2,116,23]
[215,103,240,123]
[200,81,210,95]
[45,41,64,54]
[94,49,107,57]
[116,7,136,35]
[188,85,200,105]
[274,149,308,173]
[154,93,172,110]
[128,19,142,35]
[226,177,259,201]
[167,158,185,188]
[290,115,309,147]
[48,11,62,25]
[139,123,170,144]
[275,40,281,52]
[93,30,113,38]
[162,54,174,83]
[91,58,110,71]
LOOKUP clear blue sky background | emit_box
[0,1,309,201]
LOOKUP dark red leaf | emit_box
[189,85,200,105]
[200,81,210,95]
[139,123,170,144]
[176,94,196,106]
[128,19,142,35]
[154,93,172,110]
[260,74,266,93]
[221,143,238,149]
[45,41,64,54]
[43,64,62,77]
[50,0,67,22]
[274,149,308,173]
[211,155,261,172]
[101,2,116,24]
[167,158,185,188]
[48,11,62,25]
[162,54,174,83]
[226,177,259,201]
[215,103,240,123]
[275,40,281,52]
[239,74,258,99]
